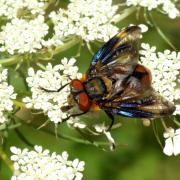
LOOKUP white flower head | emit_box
[163,128,180,156]
[23,58,86,126]
[47,0,119,46]
[10,146,85,180]
[0,66,17,124]
[0,15,49,54]
[0,0,45,19]
[140,43,180,114]
[67,117,87,129]
[126,0,179,19]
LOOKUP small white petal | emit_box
[173,135,180,156]
[163,138,174,156]
[138,24,148,33]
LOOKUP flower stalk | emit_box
[148,12,177,50]
[0,148,14,172]
[0,55,21,66]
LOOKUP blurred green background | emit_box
[0,1,180,180]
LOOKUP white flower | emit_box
[0,0,45,19]
[47,0,119,45]
[162,0,180,19]
[67,117,86,129]
[163,128,180,156]
[0,15,48,54]
[0,66,17,124]
[138,24,148,33]
[174,105,180,115]
[23,58,86,127]
[126,0,179,19]
[60,58,82,79]
[140,43,180,114]
[126,0,162,10]
[94,123,115,150]
[10,145,85,180]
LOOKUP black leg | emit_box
[40,83,69,93]
[105,111,114,131]
[61,111,88,123]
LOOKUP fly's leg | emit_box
[40,83,69,93]
[61,111,88,123]
[105,110,114,131]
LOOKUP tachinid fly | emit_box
[43,26,175,128]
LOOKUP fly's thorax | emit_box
[84,77,112,100]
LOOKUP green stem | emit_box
[8,123,22,130]
[160,118,168,131]
[38,37,81,61]
[0,123,22,131]
[13,114,110,147]
[148,12,177,50]
[13,100,26,108]
[114,7,136,24]
[136,7,141,20]
[40,127,109,147]
[0,55,21,66]
[144,8,153,27]
[53,37,81,55]
[44,0,56,10]
[0,148,14,172]
[152,121,163,148]
[173,117,180,127]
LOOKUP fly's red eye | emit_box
[70,80,84,92]
[78,92,91,112]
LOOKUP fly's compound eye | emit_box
[70,80,84,93]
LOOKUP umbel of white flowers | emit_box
[126,0,180,19]
[0,65,17,123]
[10,146,85,180]
[0,0,119,54]
[48,0,119,44]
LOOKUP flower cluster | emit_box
[0,0,120,54]
[0,15,48,54]
[0,66,16,124]
[0,0,49,54]
[163,128,180,156]
[140,43,180,114]
[48,0,119,45]
[10,145,85,180]
[126,0,180,19]
[0,0,45,19]
[23,58,86,128]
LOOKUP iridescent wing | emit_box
[99,65,175,118]
[101,91,175,118]
[87,26,141,78]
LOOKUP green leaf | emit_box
[8,68,28,96]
